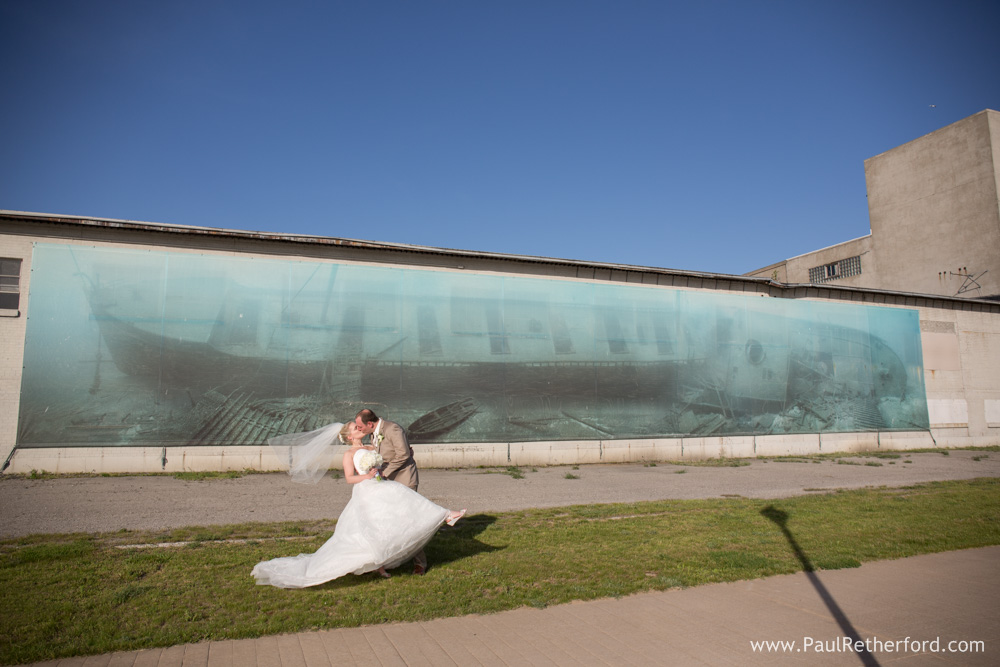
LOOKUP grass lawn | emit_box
[2,477,999,665]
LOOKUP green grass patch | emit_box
[668,458,750,467]
[172,471,246,481]
[2,479,999,664]
[477,466,528,479]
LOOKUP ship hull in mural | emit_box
[89,300,690,401]
[90,302,352,397]
[85,287,917,443]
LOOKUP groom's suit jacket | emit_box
[376,420,419,491]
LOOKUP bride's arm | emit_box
[342,449,378,485]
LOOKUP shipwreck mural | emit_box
[16,243,930,448]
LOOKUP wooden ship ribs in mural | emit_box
[84,279,923,445]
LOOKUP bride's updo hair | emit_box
[337,422,353,444]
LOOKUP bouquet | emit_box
[358,450,384,481]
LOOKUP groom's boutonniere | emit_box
[375,433,384,446]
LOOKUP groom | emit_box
[354,408,427,575]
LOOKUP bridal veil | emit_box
[267,421,344,484]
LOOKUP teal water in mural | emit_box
[17,243,929,447]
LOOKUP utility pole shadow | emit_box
[760,506,879,667]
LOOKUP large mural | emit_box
[17,243,930,448]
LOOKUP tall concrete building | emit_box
[747,109,1000,301]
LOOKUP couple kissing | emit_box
[252,408,465,588]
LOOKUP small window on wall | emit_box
[808,255,862,283]
[0,258,21,311]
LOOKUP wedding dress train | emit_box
[252,448,449,588]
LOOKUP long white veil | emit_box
[267,421,345,484]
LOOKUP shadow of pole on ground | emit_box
[761,505,879,667]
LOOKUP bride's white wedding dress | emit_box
[252,448,449,588]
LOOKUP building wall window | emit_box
[809,255,862,283]
[0,258,21,310]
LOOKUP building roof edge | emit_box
[3,210,997,309]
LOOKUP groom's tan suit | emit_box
[376,420,419,489]
[374,419,427,570]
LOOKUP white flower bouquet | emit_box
[358,450,384,481]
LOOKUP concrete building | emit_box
[747,109,1000,301]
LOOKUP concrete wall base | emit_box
[3,431,992,475]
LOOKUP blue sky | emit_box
[2,1,998,275]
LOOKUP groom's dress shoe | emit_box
[413,564,426,576]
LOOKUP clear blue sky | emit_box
[2,1,998,275]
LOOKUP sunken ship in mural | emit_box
[76,273,927,447]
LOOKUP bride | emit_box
[252,421,466,588]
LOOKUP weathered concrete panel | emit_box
[928,399,969,427]
[985,400,1000,427]
[922,332,963,370]
[961,331,1000,390]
